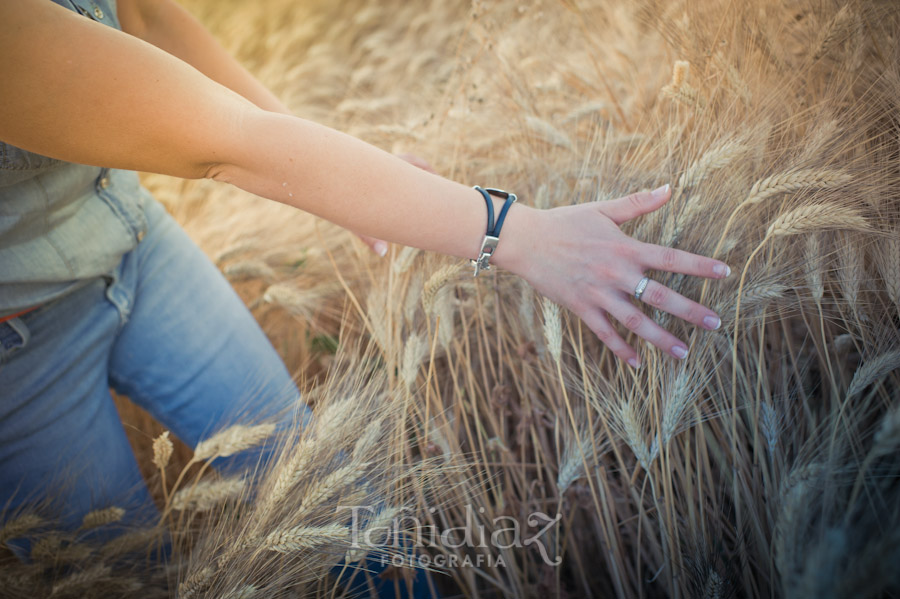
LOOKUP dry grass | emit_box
[4,0,900,597]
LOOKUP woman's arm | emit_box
[117,0,420,254]
[116,0,290,115]
[0,0,729,365]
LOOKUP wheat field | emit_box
[3,0,900,597]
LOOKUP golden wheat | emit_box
[171,477,245,512]
[193,423,276,461]
[766,204,868,237]
[263,523,348,553]
[746,169,852,206]
[79,507,125,531]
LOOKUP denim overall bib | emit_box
[0,0,148,321]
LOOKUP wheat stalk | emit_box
[677,139,749,189]
[79,507,125,531]
[171,477,245,512]
[525,116,574,151]
[345,506,401,562]
[760,402,781,458]
[804,234,824,303]
[846,350,900,398]
[766,204,868,237]
[31,535,92,563]
[542,298,563,364]
[614,401,654,471]
[223,260,278,281]
[746,169,852,206]
[871,405,900,459]
[49,564,112,596]
[266,439,315,508]
[0,513,44,543]
[153,430,175,504]
[400,332,428,391]
[392,245,421,274]
[352,417,385,461]
[661,366,696,446]
[875,231,900,308]
[836,231,863,304]
[422,262,464,314]
[262,283,318,319]
[672,60,689,86]
[403,270,423,327]
[222,585,259,599]
[152,431,174,471]
[661,83,706,108]
[193,423,276,461]
[264,523,348,553]
[100,528,161,558]
[179,566,215,599]
[813,5,854,60]
[298,462,368,514]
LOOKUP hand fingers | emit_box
[599,185,671,225]
[355,233,388,256]
[642,243,731,279]
[580,309,641,368]
[606,300,689,360]
[636,279,721,331]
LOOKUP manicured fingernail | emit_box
[672,345,688,359]
[628,357,641,369]
[713,263,731,277]
[703,316,722,331]
[651,184,670,201]
[374,241,388,257]
[703,315,721,330]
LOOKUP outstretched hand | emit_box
[503,185,730,368]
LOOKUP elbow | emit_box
[202,160,230,183]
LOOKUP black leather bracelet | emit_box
[471,186,518,276]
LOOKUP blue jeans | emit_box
[0,198,300,526]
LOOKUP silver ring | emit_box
[633,276,651,300]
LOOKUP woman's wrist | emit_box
[489,201,539,277]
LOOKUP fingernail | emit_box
[672,345,688,359]
[713,263,731,277]
[703,315,721,330]
[627,357,641,369]
[374,241,388,257]
[651,184,670,201]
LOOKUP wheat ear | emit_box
[422,262,464,314]
[765,204,868,237]
[875,231,900,309]
[525,116,574,151]
[541,299,563,364]
[171,477,245,512]
[813,5,854,60]
[264,523,348,553]
[266,438,315,508]
[746,168,852,206]
[400,333,428,391]
[179,566,215,599]
[677,139,749,189]
[0,514,44,543]
[193,423,276,461]
[49,564,112,596]
[79,506,125,531]
[846,350,900,398]
[153,430,174,503]
[298,462,368,514]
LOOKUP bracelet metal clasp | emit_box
[471,234,499,276]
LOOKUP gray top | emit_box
[0,0,149,317]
